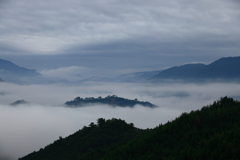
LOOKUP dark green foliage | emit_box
[19,118,145,160]
[19,97,240,160]
[102,97,240,160]
[65,95,157,108]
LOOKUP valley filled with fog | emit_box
[1,82,240,159]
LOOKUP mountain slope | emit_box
[151,63,206,80]
[0,59,40,77]
[0,58,41,83]
[197,57,240,79]
[104,97,240,160]
[19,118,145,160]
[19,97,240,160]
[151,56,240,82]
[10,100,28,106]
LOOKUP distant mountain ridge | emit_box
[197,57,240,79]
[116,70,162,82]
[0,59,40,77]
[152,63,206,80]
[1,56,240,84]
[151,56,240,82]
[0,58,69,84]
[0,58,41,83]
[10,100,28,106]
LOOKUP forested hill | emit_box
[19,118,146,160]
[19,97,240,160]
[65,95,157,108]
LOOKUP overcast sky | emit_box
[0,0,240,73]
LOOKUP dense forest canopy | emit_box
[65,95,157,108]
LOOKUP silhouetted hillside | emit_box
[152,63,206,80]
[10,100,28,106]
[197,57,240,79]
[19,97,240,160]
[0,59,71,84]
[19,118,145,160]
[0,59,41,83]
[0,59,40,77]
[151,56,240,82]
[65,95,157,108]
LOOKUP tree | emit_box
[97,118,106,128]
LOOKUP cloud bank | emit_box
[1,82,240,159]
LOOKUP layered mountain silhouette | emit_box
[150,56,240,82]
[115,70,162,82]
[0,59,69,84]
[0,59,41,83]
[1,56,240,84]
[0,59,40,77]
[10,100,28,106]
[19,97,240,160]
[65,95,157,108]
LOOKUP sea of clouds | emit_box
[0,82,240,159]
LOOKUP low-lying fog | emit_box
[1,82,240,160]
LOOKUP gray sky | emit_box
[0,0,240,73]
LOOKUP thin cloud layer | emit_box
[40,66,92,81]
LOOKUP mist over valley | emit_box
[1,81,240,159]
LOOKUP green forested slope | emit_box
[19,97,240,160]
[103,97,240,160]
[19,118,146,160]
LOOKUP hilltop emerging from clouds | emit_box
[65,95,157,108]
